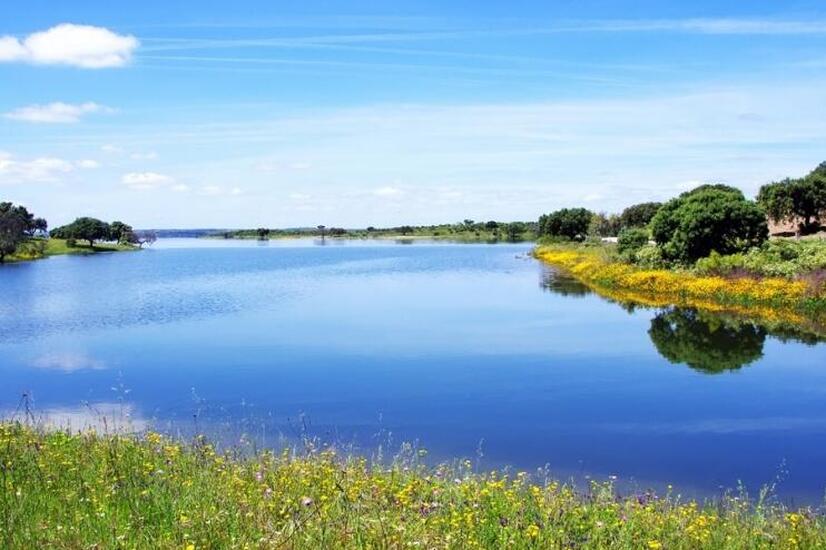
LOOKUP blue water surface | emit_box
[1,238,825,502]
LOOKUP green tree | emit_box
[504,222,526,241]
[256,227,270,240]
[51,217,111,247]
[650,184,767,262]
[539,208,593,240]
[589,212,621,237]
[0,204,27,262]
[617,227,649,255]
[109,221,135,243]
[758,170,826,235]
[648,308,766,374]
[619,202,662,229]
[0,202,47,262]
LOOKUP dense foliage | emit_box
[539,208,593,240]
[588,212,622,237]
[616,227,649,256]
[650,185,767,263]
[0,202,47,262]
[695,239,826,279]
[3,423,826,549]
[51,217,111,246]
[619,202,662,229]
[757,164,826,235]
[50,217,144,247]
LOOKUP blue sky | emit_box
[2,1,826,228]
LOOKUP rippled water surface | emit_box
[2,239,826,501]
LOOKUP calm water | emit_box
[2,239,826,502]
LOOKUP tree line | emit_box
[0,203,156,263]
[538,161,826,264]
[50,217,156,248]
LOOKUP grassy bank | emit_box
[534,243,826,327]
[1,423,824,549]
[5,238,137,263]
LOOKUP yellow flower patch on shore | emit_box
[534,246,820,327]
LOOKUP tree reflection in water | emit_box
[539,267,826,373]
[648,308,767,374]
[539,267,592,297]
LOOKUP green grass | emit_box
[1,423,824,549]
[5,238,137,263]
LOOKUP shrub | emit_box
[631,244,667,268]
[617,227,649,255]
[650,184,767,263]
[694,239,826,279]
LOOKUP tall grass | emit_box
[1,422,825,548]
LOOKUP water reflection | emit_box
[541,266,826,373]
[648,308,766,374]
[539,267,592,297]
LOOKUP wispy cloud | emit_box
[0,24,139,68]
[0,152,98,183]
[121,171,173,190]
[139,17,826,58]
[5,101,113,124]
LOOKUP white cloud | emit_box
[230,186,243,195]
[0,24,139,68]
[76,159,100,169]
[0,153,78,183]
[289,192,312,200]
[171,183,190,192]
[121,171,173,190]
[5,101,112,124]
[373,185,404,197]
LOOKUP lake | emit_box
[2,239,826,502]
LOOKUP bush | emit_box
[617,227,649,255]
[694,239,826,278]
[650,184,767,263]
[65,238,76,247]
[630,244,667,268]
